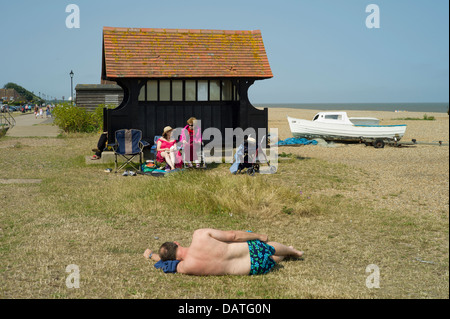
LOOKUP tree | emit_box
[3,82,42,103]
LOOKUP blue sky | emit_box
[0,0,448,103]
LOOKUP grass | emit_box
[0,133,448,299]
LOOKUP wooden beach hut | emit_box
[101,27,273,145]
[75,84,124,112]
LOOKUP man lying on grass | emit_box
[143,228,303,275]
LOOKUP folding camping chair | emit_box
[230,135,276,175]
[110,129,149,173]
[150,135,161,160]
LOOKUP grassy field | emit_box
[0,133,448,299]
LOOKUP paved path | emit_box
[5,113,61,137]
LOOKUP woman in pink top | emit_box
[156,126,178,170]
[180,117,202,168]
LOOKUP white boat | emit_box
[287,112,407,142]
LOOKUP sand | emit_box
[267,108,449,215]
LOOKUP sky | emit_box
[0,0,448,104]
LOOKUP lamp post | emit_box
[70,70,74,105]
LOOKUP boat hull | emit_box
[288,116,406,142]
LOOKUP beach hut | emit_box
[75,84,124,112]
[101,27,273,146]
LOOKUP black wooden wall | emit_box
[104,78,268,147]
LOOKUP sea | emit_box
[255,102,449,113]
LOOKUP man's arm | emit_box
[176,261,187,274]
[203,228,268,243]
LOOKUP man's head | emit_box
[158,242,179,261]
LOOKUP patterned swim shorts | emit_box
[247,240,276,275]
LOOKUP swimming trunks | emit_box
[247,240,276,275]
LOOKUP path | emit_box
[5,113,61,137]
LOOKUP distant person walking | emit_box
[34,105,39,119]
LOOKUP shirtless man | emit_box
[143,228,303,275]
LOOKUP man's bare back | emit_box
[144,228,303,276]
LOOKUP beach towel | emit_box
[154,260,180,273]
[277,137,318,146]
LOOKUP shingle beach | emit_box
[268,108,449,215]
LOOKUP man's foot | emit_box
[143,249,152,259]
[288,246,304,258]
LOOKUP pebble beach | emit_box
[267,108,449,215]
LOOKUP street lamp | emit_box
[70,70,74,105]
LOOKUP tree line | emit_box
[2,82,43,104]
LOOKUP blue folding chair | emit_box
[150,135,162,160]
[110,129,149,173]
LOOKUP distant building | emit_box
[75,84,124,112]
[0,88,25,103]
[101,27,273,145]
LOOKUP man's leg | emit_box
[97,132,108,150]
[268,242,303,262]
[93,133,108,157]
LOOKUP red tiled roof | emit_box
[102,27,273,79]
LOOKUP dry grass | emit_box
[0,112,449,299]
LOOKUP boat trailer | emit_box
[360,137,449,149]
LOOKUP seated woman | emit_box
[156,126,182,171]
[180,117,202,168]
